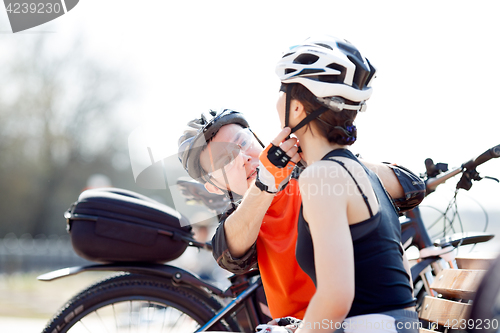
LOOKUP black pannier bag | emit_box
[65,188,193,263]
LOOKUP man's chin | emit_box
[225,173,254,197]
[246,174,257,186]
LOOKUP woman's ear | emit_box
[290,99,306,123]
[204,182,224,195]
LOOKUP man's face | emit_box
[199,124,262,196]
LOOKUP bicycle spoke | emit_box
[169,308,184,330]
[112,303,118,333]
[129,300,133,332]
[95,310,110,333]
[147,301,151,332]
[78,315,93,333]
[176,312,190,331]
[160,303,167,333]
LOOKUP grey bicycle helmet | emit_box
[178,108,250,184]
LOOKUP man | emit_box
[178,108,424,322]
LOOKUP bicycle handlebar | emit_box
[462,144,500,170]
[425,143,500,193]
[425,167,462,193]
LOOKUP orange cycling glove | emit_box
[255,143,296,193]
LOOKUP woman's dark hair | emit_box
[288,83,358,145]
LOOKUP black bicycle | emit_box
[402,144,500,310]
[39,144,500,333]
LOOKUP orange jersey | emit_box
[256,177,316,319]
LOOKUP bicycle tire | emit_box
[42,273,235,333]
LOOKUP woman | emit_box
[272,36,418,332]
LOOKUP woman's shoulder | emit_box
[300,157,363,183]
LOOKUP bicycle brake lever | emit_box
[457,168,483,191]
[484,176,500,183]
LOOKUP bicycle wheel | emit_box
[42,273,234,333]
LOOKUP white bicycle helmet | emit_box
[276,35,376,112]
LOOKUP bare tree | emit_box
[0,35,133,236]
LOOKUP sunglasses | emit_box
[203,128,258,180]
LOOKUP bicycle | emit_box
[39,144,500,333]
[402,144,500,311]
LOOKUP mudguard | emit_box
[37,262,226,296]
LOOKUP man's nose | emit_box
[241,150,252,163]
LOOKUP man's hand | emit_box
[256,127,300,193]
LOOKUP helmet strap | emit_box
[249,128,265,148]
[204,175,238,211]
[284,83,329,134]
[220,168,237,211]
[290,106,329,134]
[203,145,237,209]
[284,84,293,130]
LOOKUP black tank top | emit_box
[296,149,415,317]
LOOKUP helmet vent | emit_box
[316,75,344,84]
[365,58,376,87]
[320,63,346,83]
[347,55,371,89]
[283,52,295,58]
[299,69,325,76]
[293,53,319,65]
[336,41,363,62]
[326,62,345,72]
[285,68,297,75]
[314,43,333,50]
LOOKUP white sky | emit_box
[1,1,499,211]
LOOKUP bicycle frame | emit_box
[401,207,434,251]
[196,277,262,332]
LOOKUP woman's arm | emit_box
[296,162,355,333]
[359,160,404,198]
[360,160,425,212]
